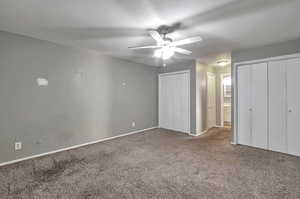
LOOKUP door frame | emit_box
[220,73,231,127]
[206,72,217,129]
[233,53,300,144]
[158,70,191,134]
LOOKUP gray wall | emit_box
[157,61,197,135]
[232,38,300,62]
[0,31,158,164]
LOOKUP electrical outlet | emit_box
[15,142,22,151]
[132,122,136,127]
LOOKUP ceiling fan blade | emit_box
[128,45,160,49]
[148,30,164,44]
[174,47,192,55]
[171,36,202,46]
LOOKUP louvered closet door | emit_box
[287,58,300,156]
[237,66,252,146]
[268,60,287,153]
[251,63,268,149]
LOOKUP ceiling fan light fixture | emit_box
[162,47,174,60]
[130,29,202,60]
[154,47,174,60]
[154,49,162,58]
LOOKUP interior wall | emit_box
[0,31,158,164]
[157,61,197,135]
[196,61,214,132]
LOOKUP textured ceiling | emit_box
[0,0,300,66]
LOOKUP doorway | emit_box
[207,72,217,129]
[220,74,231,127]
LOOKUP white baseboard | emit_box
[213,125,224,128]
[158,126,190,134]
[0,126,158,167]
[191,129,208,137]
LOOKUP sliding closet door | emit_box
[287,58,300,156]
[268,61,287,153]
[251,63,268,149]
[159,71,190,133]
[237,66,252,146]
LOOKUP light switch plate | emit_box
[36,78,49,86]
[15,142,22,151]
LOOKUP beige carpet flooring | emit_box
[0,128,300,199]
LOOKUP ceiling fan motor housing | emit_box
[163,37,172,44]
[157,25,172,34]
[157,25,175,42]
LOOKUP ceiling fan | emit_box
[128,27,202,60]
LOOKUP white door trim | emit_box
[158,70,191,134]
[233,53,300,144]
[158,70,190,77]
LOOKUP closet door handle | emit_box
[288,109,292,113]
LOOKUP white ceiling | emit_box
[0,0,300,66]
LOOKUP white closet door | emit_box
[175,73,189,132]
[287,58,300,156]
[251,63,268,149]
[159,72,190,133]
[167,75,174,130]
[237,66,252,146]
[207,72,216,129]
[159,76,169,129]
[268,60,287,153]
